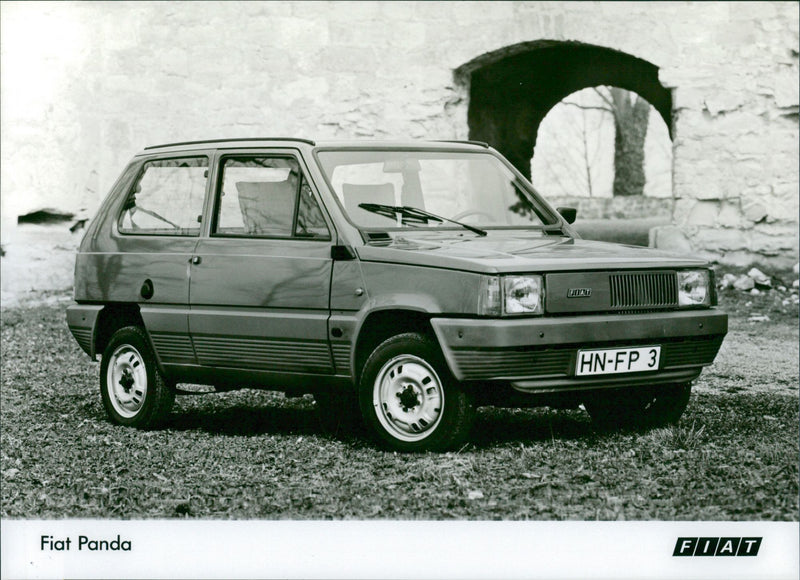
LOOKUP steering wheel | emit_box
[451,210,495,222]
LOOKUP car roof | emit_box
[135,138,490,156]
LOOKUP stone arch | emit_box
[455,40,672,179]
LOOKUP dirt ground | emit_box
[705,317,798,395]
[1,224,81,307]
[704,282,799,394]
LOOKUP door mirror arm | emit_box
[331,245,356,261]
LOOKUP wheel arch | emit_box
[352,308,437,385]
[94,304,147,358]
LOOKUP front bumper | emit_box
[430,309,727,393]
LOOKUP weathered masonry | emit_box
[2,1,798,268]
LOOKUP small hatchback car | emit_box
[67,138,727,451]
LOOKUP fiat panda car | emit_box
[67,138,727,451]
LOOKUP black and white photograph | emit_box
[1,2,798,579]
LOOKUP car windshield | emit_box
[316,149,555,231]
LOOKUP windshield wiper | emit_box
[358,203,487,237]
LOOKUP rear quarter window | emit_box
[118,157,208,236]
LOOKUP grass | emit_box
[1,300,797,520]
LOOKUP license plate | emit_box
[575,346,661,376]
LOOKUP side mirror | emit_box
[557,207,577,224]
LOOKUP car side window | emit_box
[215,156,329,239]
[118,157,208,236]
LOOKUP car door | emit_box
[111,154,211,366]
[188,150,336,376]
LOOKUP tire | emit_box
[100,326,175,428]
[314,386,363,436]
[583,383,692,431]
[358,332,475,452]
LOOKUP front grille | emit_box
[609,272,677,309]
[546,270,679,314]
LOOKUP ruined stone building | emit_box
[2,1,798,271]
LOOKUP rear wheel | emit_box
[583,383,691,430]
[358,333,474,452]
[100,326,175,427]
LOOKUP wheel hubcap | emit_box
[396,384,421,412]
[373,355,444,442]
[107,345,147,418]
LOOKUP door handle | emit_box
[191,256,202,265]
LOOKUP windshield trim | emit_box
[312,146,563,240]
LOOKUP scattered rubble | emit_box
[747,267,772,288]
[747,314,771,323]
[17,208,75,225]
[720,265,798,295]
[717,263,800,319]
[70,218,89,233]
[732,275,755,291]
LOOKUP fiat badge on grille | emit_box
[567,288,592,298]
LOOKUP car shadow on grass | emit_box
[160,397,599,448]
[163,404,321,437]
[469,407,597,448]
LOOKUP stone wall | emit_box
[658,2,799,268]
[2,1,798,270]
[547,196,673,221]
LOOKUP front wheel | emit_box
[583,383,692,431]
[100,326,175,428]
[358,333,474,452]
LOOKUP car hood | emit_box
[356,232,708,274]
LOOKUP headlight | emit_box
[477,275,545,316]
[677,270,711,307]
[503,275,544,315]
